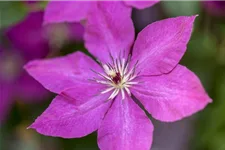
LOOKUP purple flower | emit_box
[43,0,159,25]
[44,22,84,46]
[25,2,211,150]
[0,11,50,123]
[203,1,225,17]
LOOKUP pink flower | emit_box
[43,0,159,25]
[25,2,211,150]
[203,1,225,17]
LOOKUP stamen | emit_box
[118,59,123,75]
[90,56,139,100]
[124,87,131,96]
[121,58,126,75]
[101,87,115,94]
[121,88,125,100]
[115,59,119,73]
[108,89,119,100]
[126,81,138,85]
[91,69,112,81]
[95,80,111,85]
[129,74,137,81]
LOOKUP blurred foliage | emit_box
[0,2,28,29]
[0,1,47,29]
[161,1,200,16]
[36,1,48,10]
[186,7,225,150]
[193,69,225,150]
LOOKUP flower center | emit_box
[91,55,139,100]
[112,72,121,84]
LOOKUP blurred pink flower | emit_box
[25,2,211,150]
[0,11,50,123]
[43,1,159,24]
[25,0,37,4]
[0,4,84,124]
[203,1,225,17]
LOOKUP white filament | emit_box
[93,57,138,100]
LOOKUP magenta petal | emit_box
[25,1,37,4]
[131,65,212,122]
[68,23,84,42]
[29,84,112,138]
[24,52,101,94]
[6,11,49,61]
[98,95,153,150]
[84,1,134,63]
[60,82,107,107]
[124,0,159,9]
[131,16,197,76]
[44,1,95,25]
[203,1,225,17]
[14,72,49,103]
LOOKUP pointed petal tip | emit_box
[158,97,212,123]
[191,14,199,20]
[23,60,37,72]
[23,62,30,70]
[208,97,213,103]
[185,15,198,24]
[27,122,36,130]
[26,125,32,130]
[131,65,212,123]
[131,15,198,76]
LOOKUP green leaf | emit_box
[187,31,217,60]
[0,131,2,150]
[0,2,28,29]
[37,1,48,10]
[192,70,225,150]
[162,1,200,17]
[216,71,225,103]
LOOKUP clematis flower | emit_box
[43,0,159,25]
[25,2,211,150]
[203,1,225,17]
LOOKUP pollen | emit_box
[91,55,139,100]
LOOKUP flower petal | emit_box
[84,1,134,63]
[131,65,212,122]
[44,1,95,25]
[124,0,159,9]
[131,16,197,76]
[68,23,84,42]
[24,51,101,94]
[14,72,50,103]
[6,11,49,61]
[98,95,153,150]
[29,83,111,138]
[203,1,225,17]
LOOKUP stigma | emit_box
[91,55,139,100]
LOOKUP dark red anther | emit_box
[112,72,121,84]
